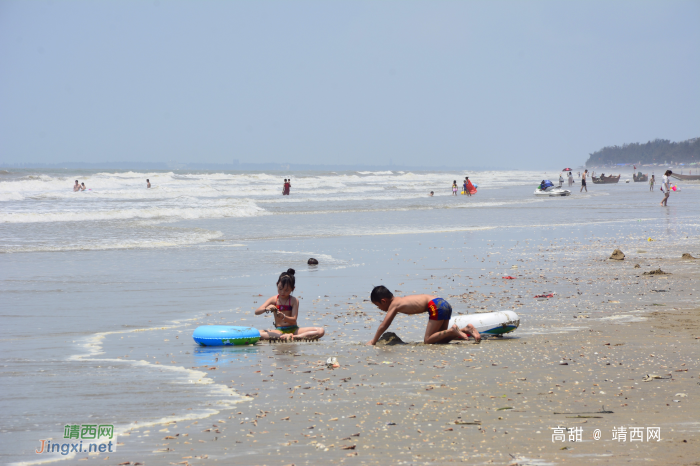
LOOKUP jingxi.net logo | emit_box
[35,424,118,456]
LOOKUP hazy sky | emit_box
[1,1,698,168]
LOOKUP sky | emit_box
[1,1,698,169]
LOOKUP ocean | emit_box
[1,168,698,464]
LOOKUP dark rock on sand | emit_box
[634,264,641,269]
[308,258,319,265]
[681,253,697,260]
[376,332,405,346]
[609,249,625,260]
[643,268,671,276]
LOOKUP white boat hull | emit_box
[534,187,571,196]
[449,310,520,336]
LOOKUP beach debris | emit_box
[681,253,697,259]
[554,406,613,415]
[497,406,514,411]
[325,357,339,369]
[375,332,405,346]
[535,293,555,298]
[675,393,688,397]
[609,249,625,260]
[502,276,516,279]
[453,420,481,425]
[307,258,319,265]
[340,445,356,450]
[647,237,655,241]
[642,374,672,382]
[643,268,671,276]
[634,264,641,268]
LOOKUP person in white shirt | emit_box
[559,174,564,187]
[660,170,672,206]
[568,171,573,186]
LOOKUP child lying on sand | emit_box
[367,286,480,345]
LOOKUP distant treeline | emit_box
[585,137,699,167]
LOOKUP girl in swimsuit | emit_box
[255,268,325,341]
[452,180,458,196]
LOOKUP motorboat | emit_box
[592,174,621,184]
[534,180,571,197]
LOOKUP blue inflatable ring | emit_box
[192,325,261,346]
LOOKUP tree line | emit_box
[585,137,699,167]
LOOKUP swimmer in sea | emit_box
[367,286,480,345]
[73,180,80,192]
[80,182,87,191]
[146,179,151,188]
[429,191,434,196]
[255,268,325,341]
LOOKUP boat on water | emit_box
[670,173,700,181]
[632,172,648,182]
[534,180,571,197]
[592,174,621,184]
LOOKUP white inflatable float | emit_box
[449,310,520,336]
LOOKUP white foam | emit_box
[0,230,223,253]
[66,320,250,438]
[0,199,265,224]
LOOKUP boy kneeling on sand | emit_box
[367,286,480,345]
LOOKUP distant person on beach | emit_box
[429,191,434,196]
[464,177,472,196]
[568,172,573,186]
[282,179,291,195]
[580,170,588,192]
[367,286,480,345]
[462,178,467,194]
[73,180,80,192]
[559,174,564,187]
[80,182,87,191]
[452,180,458,196]
[649,175,655,191]
[660,170,672,206]
[255,269,324,341]
[146,179,151,188]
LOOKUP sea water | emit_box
[1,168,698,463]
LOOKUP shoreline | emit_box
[53,237,699,466]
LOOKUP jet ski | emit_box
[534,180,571,197]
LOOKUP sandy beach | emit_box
[87,229,699,466]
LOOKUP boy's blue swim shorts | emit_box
[428,298,452,321]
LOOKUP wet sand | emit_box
[90,239,700,466]
[90,242,700,465]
